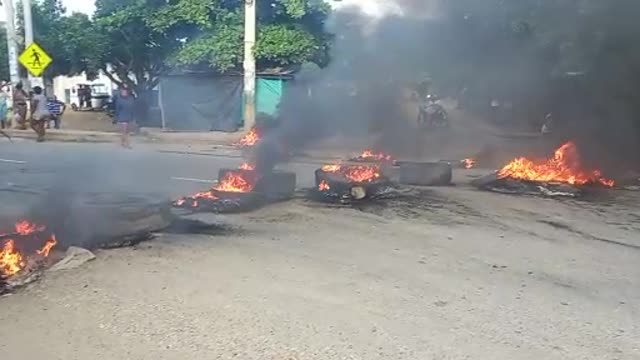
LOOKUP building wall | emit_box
[52,71,117,105]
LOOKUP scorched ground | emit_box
[1,152,638,360]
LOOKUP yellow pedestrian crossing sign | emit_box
[19,43,52,77]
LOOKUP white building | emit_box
[52,70,118,107]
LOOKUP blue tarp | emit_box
[160,75,288,131]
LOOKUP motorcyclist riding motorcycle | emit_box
[418,93,449,129]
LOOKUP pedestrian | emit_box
[0,85,9,129]
[13,82,29,130]
[47,95,66,129]
[77,85,86,108]
[30,86,50,142]
[114,87,135,148]
[85,85,93,109]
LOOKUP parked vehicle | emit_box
[70,83,111,111]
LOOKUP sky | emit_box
[0,0,94,17]
[61,0,95,15]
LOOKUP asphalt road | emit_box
[0,140,319,216]
[1,139,639,360]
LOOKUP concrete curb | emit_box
[3,129,241,146]
[5,129,120,143]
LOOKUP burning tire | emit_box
[396,161,452,186]
[314,165,391,202]
[217,168,296,202]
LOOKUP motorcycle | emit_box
[417,94,449,129]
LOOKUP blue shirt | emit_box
[115,95,135,122]
[47,100,64,115]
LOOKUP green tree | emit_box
[0,29,10,82]
[148,0,332,72]
[87,0,180,94]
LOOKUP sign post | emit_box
[18,43,52,82]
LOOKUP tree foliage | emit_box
[151,0,332,72]
[2,0,331,94]
[0,29,10,82]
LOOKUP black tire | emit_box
[41,193,174,249]
[397,162,453,186]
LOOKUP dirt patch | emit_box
[60,111,118,132]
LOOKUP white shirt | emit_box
[33,94,49,117]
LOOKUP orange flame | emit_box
[1,239,25,276]
[497,141,614,187]
[1,219,57,277]
[215,171,255,193]
[234,127,261,147]
[318,180,331,191]
[37,235,57,257]
[359,150,393,161]
[462,158,476,169]
[343,165,381,183]
[239,162,256,171]
[15,220,45,235]
[321,165,342,173]
[322,164,381,183]
[173,189,219,208]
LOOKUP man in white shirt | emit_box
[30,86,50,142]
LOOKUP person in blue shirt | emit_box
[0,85,9,129]
[114,87,135,148]
[46,95,66,129]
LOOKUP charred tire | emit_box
[47,193,174,249]
[257,171,296,201]
[397,162,453,186]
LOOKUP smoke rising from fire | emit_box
[256,0,640,173]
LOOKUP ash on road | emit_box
[0,142,639,360]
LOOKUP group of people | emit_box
[77,84,93,109]
[0,83,136,147]
[0,82,66,142]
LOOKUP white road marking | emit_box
[170,176,216,184]
[0,158,26,164]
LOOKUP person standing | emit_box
[47,95,66,129]
[77,85,86,108]
[114,87,135,148]
[13,82,29,130]
[30,86,50,142]
[0,86,9,129]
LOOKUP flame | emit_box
[15,220,45,235]
[321,164,381,183]
[321,165,342,173]
[358,150,393,161]
[234,127,261,147]
[1,239,25,276]
[215,171,255,193]
[318,180,331,191]
[37,235,57,257]
[173,190,219,208]
[462,158,476,169]
[0,220,57,277]
[343,165,381,183]
[497,141,615,187]
[239,162,256,171]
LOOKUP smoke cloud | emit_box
[255,0,640,173]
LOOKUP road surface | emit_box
[0,140,639,360]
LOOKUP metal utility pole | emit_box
[4,0,21,87]
[243,0,256,130]
[22,0,42,89]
